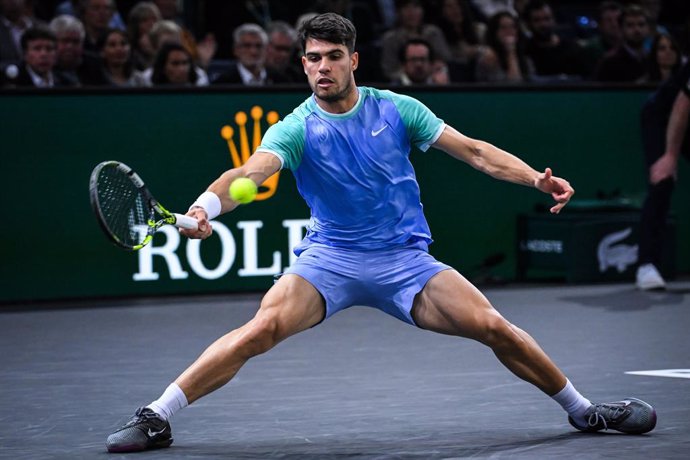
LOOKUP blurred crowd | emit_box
[1,0,690,89]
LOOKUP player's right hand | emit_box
[181,207,213,239]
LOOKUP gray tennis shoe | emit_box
[106,407,173,452]
[569,397,656,434]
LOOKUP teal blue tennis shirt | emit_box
[257,86,445,254]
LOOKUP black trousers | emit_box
[639,94,688,266]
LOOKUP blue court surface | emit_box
[1,281,689,459]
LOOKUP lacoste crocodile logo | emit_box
[597,227,638,273]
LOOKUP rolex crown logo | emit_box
[221,106,280,201]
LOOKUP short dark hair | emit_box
[620,5,649,26]
[523,0,551,22]
[599,1,623,18]
[398,38,434,63]
[298,13,356,54]
[20,27,57,52]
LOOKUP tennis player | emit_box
[106,13,656,453]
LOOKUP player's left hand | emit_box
[534,167,574,214]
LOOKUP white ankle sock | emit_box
[551,379,592,426]
[146,383,188,421]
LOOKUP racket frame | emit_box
[89,161,197,250]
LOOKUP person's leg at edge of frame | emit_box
[105,274,326,453]
[637,107,672,291]
[411,269,656,434]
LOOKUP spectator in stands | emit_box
[1,26,76,87]
[212,23,290,86]
[139,19,209,86]
[0,0,42,67]
[127,1,161,71]
[79,0,119,57]
[595,5,651,82]
[522,0,586,81]
[152,0,216,70]
[436,0,485,69]
[203,0,295,60]
[581,1,623,78]
[636,60,690,290]
[303,0,388,83]
[638,0,665,51]
[391,37,449,85]
[150,41,197,86]
[475,11,533,83]
[381,0,451,82]
[640,32,683,84]
[264,20,304,83]
[377,0,397,30]
[309,0,382,46]
[89,28,145,86]
[470,0,517,22]
[56,0,125,31]
[49,14,93,86]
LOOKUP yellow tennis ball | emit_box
[229,177,257,204]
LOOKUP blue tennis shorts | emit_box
[284,244,451,326]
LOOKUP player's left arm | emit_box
[432,125,574,214]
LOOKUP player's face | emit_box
[302,38,358,105]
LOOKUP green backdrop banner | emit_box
[1,87,687,303]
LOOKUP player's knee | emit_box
[239,313,280,357]
[481,314,522,350]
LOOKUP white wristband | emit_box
[189,191,222,220]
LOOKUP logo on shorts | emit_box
[220,106,281,201]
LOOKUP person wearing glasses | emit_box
[391,38,449,86]
[212,22,291,86]
[265,20,305,84]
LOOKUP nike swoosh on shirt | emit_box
[371,125,388,136]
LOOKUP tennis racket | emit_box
[89,160,199,250]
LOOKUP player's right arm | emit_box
[182,152,282,239]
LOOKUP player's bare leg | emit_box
[176,274,326,403]
[411,269,656,434]
[106,274,325,452]
[412,269,566,394]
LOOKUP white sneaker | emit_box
[636,263,666,290]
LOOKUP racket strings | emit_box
[97,167,151,246]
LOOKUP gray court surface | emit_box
[1,281,689,459]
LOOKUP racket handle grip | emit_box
[174,213,200,230]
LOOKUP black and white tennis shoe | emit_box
[569,397,656,434]
[106,407,173,452]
